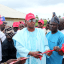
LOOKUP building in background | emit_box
[0,4,26,26]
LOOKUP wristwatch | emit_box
[4,62,7,64]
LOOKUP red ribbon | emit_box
[59,43,64,53]
[10,44,64,63]
[39,43,64,60]
[39,50,54,60]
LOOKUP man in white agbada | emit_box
[0,21,6,63]
[13,13,52,64]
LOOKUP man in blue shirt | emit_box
[46,15,64,64]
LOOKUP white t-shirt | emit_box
[0,31,6,61]
[60,30,64,34]
[43,28,50,35]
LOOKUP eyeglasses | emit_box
[28,19,36,22]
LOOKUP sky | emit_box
[0,0,64,20]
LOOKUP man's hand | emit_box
[29,51,43,59]
[6,57,27,64]
[6,59,17,64]
[54,46,64,55]
[17,57,27,64]
[53,46,60,52]
[13,57,27,64]
[46,50,52,56]
[34,54,43,59]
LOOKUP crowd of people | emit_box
[0,12,64,64]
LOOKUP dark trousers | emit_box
[62,58,64,64]
[0,61,1,64]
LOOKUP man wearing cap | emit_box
[52,12,56,17]
[46,16,64,64]
[13,13,52,64]
[0,21,6,63]
[13,22,19,34]
[38,20,50,35]
[38,19,44,29]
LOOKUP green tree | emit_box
[35,15,39,26]
[44,20,47,27]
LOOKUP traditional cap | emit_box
[53,12,56,16]
[51,16,59,24]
